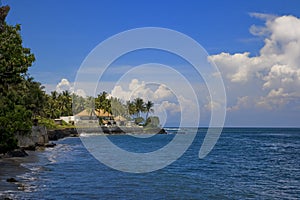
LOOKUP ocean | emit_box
[0,128,299,199]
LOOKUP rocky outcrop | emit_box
[143,127,167,134]
[47,128,78,140]
[6,178,18,183]
[31,126,48,145]
[5,149,28,157]
[16,126,48,148]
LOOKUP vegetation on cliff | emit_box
[0,5,45,153]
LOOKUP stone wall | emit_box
[16,126,48,147]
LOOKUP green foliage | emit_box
[36,117,74,130]
[145,116,160,128]
[95,91,111,116]
[36,117,57,129]
[72,93,85,114]
[0,131,17,154]
[0,6,43,153]
[43,90,74,119]
[133,98,145,117]
[110,97,126,117]
[134,117,145,125]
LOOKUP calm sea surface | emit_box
[1,128,299,199]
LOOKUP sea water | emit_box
[1,128,299,199]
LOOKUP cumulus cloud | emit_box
[209,14,300,111]
[56,79,73,93]
[55,78,86,97]
[111,79,176,105]
[110,79,200,125]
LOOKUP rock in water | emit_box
[45,143,56,148]
[6,149,28,157]
[6,177,18,182]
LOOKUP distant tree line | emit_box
[44,90,156,127]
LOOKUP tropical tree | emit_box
[145,100,154,121]
[126,100,136,117]
[0,5,38,153]
[111,97,126,117]
[133,98,145,117]
[57,90,72,116]
[95,91,111,117]
[72,93,85,114]
[44,94,58,119]
[24,79,47,118]
[50,91,58,100]
[84,96,95,119]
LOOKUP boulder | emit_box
[6,149,28,157]
[47,128,78,140]
[6,178,18,183]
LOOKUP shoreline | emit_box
[0,151,37,199]
[47,126,166,140]
[0,126,167,199]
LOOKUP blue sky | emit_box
[3,0,300,127]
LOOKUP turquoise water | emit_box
[1,128,300,199]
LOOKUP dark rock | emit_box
[101,126,110,134]
[159,128,167,134]
[44,143,56,148]
[143,128,167,134]
[111,126,126,134]
[6,178,18,182]
[22,145,36,151]
[6,149,28,157]
[47,128,77,141]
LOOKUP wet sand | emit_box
[0,152,37,199]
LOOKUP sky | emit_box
[3,0,300,127]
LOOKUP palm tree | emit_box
[62,90,72,116]
[145,100,154,121]
[57,90,72,116]
[126,101,136,118]
[44,94,59,119]
[50,91,58,100]
[84,96,95,119]
[111,97,126,117]
[72,93,85,114]
[95,92,111,118]
[133,98,145,117]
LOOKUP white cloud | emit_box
[53,78,86,97]
[157,101,181,114]
[227,96,250,112]
[209,14,300,111]
[110,79,200,125]
[153,84,173,100]
[204,99,221,111]
[249,12,277,21]
[56,78,73,93]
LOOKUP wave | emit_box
[164,128,181,131]
[80,132,107,137]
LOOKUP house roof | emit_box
[95,109,112,117]
[75,109,96,116]
[75,109,112,117]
